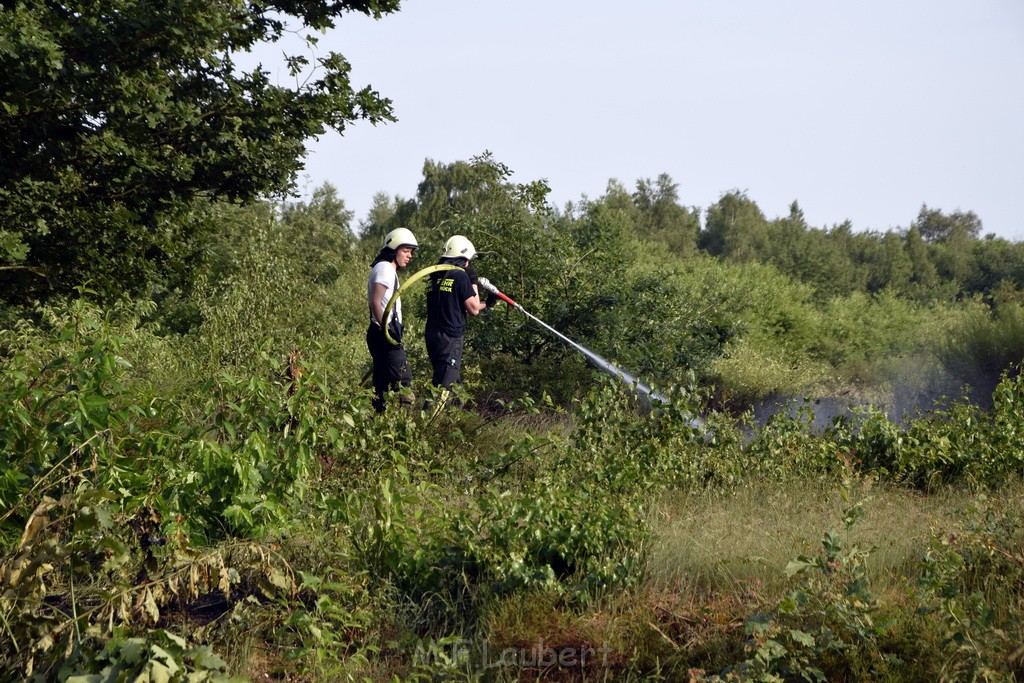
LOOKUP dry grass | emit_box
[402,477,1024,680]
[646,477,979,594]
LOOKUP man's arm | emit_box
[458,266,486,316]
[463,293,487,316]
[370,282,389,326]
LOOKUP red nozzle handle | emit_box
[495,290,519,307]
[478,277,520,308]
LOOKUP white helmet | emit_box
[383,227,418,251]
[442,235,477,260]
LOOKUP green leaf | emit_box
[79,393,110,427]
[191,646,228,671]
[788,629,816,647]
[119,638,148,663]
[785,556,818,576]
[268,568,292,591]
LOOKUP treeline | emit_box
[541,174,1024,304]
[698,190,1024,302]
[5,147,1024,414]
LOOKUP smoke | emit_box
[751,352,1005,432]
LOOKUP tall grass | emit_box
[646,479,978,594]
[941,300,1024,405]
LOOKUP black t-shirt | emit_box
[425,267,475,337]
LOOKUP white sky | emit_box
[250,1,1024,240]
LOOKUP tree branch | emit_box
[0,265,47,277]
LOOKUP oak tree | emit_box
[1,0,400,302]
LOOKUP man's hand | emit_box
[475,277,500,307]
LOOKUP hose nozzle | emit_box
[477,277,498,294]
[476,277,520,309]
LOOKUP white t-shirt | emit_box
[368,261,402,326]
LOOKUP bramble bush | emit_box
[711,502,898,682]
[918,495,1024,681]
[827,369,1024,487]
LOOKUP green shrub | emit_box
[830,371,1024,487]
[918,493,1024,681]
[709,503,897,682]
[58,628,238,682]
[449,481,648,598]
[942,300,1024,391]
[741,405,843,481]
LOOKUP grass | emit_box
[646,478,981,592]
[326,456,1024,681]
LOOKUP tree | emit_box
[764,206,861,298]
[908,205,981,289]
[632,173,700,255]
[356,191,415,252]
[700,190,768,260]
[575,180,640,261]
[281,182,355,283]
[913,205,983,243]
[859,231,912,293]
[762,201,809,276]
[967,237,1024,296]
[902,225,946,299]
[408,156,517,244]
[1,0,400,303]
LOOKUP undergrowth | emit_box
[2,295,1023,680]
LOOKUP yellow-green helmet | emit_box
[441,235,476,260]
[383,227,418,250]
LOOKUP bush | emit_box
[828,370,1024,487]
[919,493,1024,681]
[941,299,1024,402]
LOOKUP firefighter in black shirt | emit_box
[424,235,496,396]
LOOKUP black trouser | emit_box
[425,329,464,389]
[366,323,412,413]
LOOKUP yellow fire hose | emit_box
[360,264,462,386]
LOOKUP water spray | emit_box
[371,267,703,427]
[476,277,669,405]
